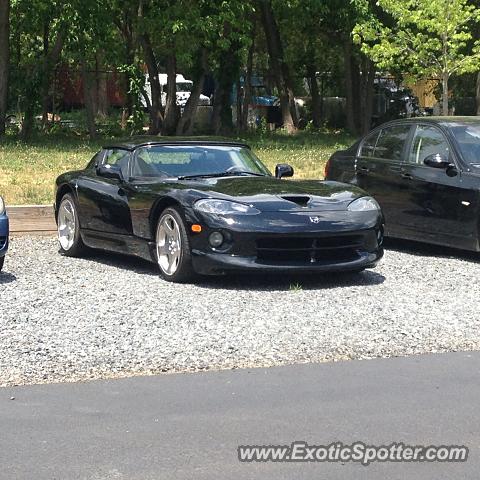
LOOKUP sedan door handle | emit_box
[401,173,413,180]
[358,165,370,173]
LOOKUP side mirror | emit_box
[423,153,451,169]
[275,163,294,179]
[96,164,124,181]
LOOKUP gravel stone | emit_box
[0,236,479,387]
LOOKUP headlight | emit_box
[0,196,5,215]
[347,196,380,212]
[194,199,260,215]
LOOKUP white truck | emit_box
[142,73,210,108]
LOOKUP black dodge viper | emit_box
[54,138,384,282]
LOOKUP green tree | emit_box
[355,0,480,115]
[9,0,69,137]
[258,0,299,132]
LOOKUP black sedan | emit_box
[326,117,480,252]
[54,138,384,282]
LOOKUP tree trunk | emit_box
[343,39,366,134]
[351,61,361,130]
[176,49,208,136]
[0,0,9,136]
[96,51,109,119]
[41,22,50,126]
[240,33,255,132]
[476,71,480,116]
[362,69,375,134]
[258,0,297,133]
[343,40,356,134]
[40,30,65,128]
[235,79,242,129]
[442,73,449,116]
[211,41,240,136]
[163,53,178,135]
[21,68,36,140]
[82,60,97,139]
[122,20,135,117]
[307,65,321,129]
[140,33,163,134]
[359,55,375,134]
[21,99,35,140]
[21,27,64,139]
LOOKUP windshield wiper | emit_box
[178,171,266,180]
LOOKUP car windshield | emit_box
[450,123,480,168]
[132,145,271,179]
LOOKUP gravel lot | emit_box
[0,236,479,387]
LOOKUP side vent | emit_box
[281,196,311,207]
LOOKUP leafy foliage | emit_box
[355,0,480,112]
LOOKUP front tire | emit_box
[57,193,86,257]
[0,256,4,272]
[155,207,195,282]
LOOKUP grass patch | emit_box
[243,130,354,180]
[289,282,303,292]
[0,130,354,205]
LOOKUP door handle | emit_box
[358,165,370,173]
[401,173,413,180]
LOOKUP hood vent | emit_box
[281,195,311,207]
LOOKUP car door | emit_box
[355,123,413,236]
[396,123,478,247]
[76,148,134,236]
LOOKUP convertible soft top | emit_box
[103,136,251,151]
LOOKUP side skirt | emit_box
[81,229,155,262]
[385,226,480,252]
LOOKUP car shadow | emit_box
[78,249,386,290]
[384,238,480,264]
[77,249,159,276]
[0,272,17,284]
[197,270,386,291]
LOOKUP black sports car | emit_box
[54,138,384,282]
[325,117,480,251]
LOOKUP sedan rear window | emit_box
[374,125,411,161]
[408,125,450,165]
[450,124,480,168]
[359,131,379,158]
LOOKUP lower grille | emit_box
[255,234,365,264]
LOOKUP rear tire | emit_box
[155,207,195,283]
[57,193,86,257]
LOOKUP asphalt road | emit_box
[0,352,479,480]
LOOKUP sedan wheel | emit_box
[156,207,194,282]
[57,194,85,257]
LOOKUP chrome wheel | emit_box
[58,198,76,251]
[156,214,182,276]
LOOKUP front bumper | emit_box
[0,215,9,256]
[188,209,384,275]
[192,249,382,275]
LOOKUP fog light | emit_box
[209,231,224,248]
